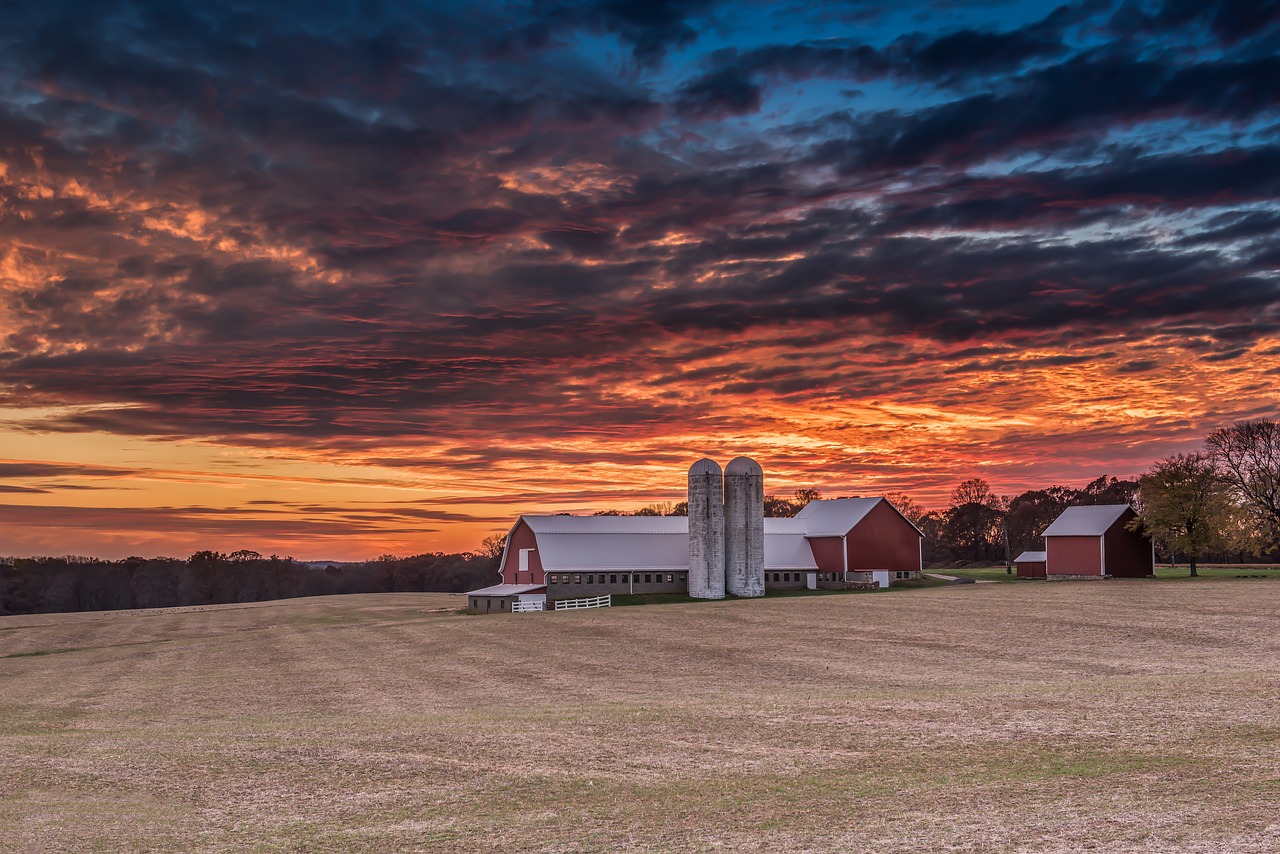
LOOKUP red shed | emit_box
[1043,505,1153,579]
[1013,550,1047,578]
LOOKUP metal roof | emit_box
[524,515,688,535]
[793,497,910,537]
[1014,550,1047,563]
[514,515,823,572]
[539,531,690,571]
[465,583,547,596]
[509,497,917,573]
[688,457,721,476]
[764,533,819,570]
[1042,505,1132,537]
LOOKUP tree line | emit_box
[4,419,1275,614]
[566,419,1280,573]
[0,550,498,616]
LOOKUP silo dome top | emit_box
[725,456,763,476]
[688,457,722,476]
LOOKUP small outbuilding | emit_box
[1013,550,1047,578]
[466,583,547,614]
[1042,505,1153,579]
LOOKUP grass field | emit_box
[3,582,1279,852]
[941,565,1280,582]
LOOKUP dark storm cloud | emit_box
[674,4,1079,117]
[813,50,1280,175]
[1110,0,1280,45]
[0,0,1277,459]
[534,0,720,62]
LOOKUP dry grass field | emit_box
[2,581,1278,853]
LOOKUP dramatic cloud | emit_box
[1,0,1277,557]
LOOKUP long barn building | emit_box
[467,496,923,613]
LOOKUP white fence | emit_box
[511,600,545,613]
[554,594,612,611]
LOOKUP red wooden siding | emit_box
[1016,560,1046,578]
[1103,510,1153,577]
[1046,535,1102,576]
[500,519,544,584]
[846,500,921,572]
[806,536,845,573]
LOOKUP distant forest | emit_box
[0,551,498,616]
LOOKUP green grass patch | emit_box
[610,592,702,607]
[934,566,1025,582]
[612,585,892,607]
[1153,565,1279,580]
[887,576,952,590]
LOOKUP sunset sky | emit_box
[2,0,1278,559]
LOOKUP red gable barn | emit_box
[1013,550,1047,578]
[791,498,923,588]
[478,497,925,607]
[1042,505,1153,579]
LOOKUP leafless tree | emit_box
[479,533,507,560]
[1206,418,1280,549]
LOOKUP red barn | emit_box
[1043,505,1153,579]
[790,498,924,588]
[1013,550,1047,578]
[472,497,924,607]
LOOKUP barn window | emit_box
[610,574,617,584]
[679,574,686,583]
[666,574,674,583]
[519,548,535,572]
[573,575,581,584]
[644,574,652,583]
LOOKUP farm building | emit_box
[471,494,923,611]
[465,583,547,614]
[1042,504,1154,579]
[1013,550,1047,578]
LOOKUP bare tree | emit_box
[951,478,994,507]
[479,533,507,561]
[883,491,926,524]
[1206,418,1280,550]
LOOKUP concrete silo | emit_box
[687,458,726,600]
[724,456,765,597]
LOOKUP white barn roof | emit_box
[1014,550,1047,563]
[466,583,547,596]
[1042,505,1132,538]
[764,534,819,570]
[507,496,919,574]
[513,514,828,572]
[794,497,925,537]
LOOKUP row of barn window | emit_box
[543,570,918,586]
[547,573,687,585]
